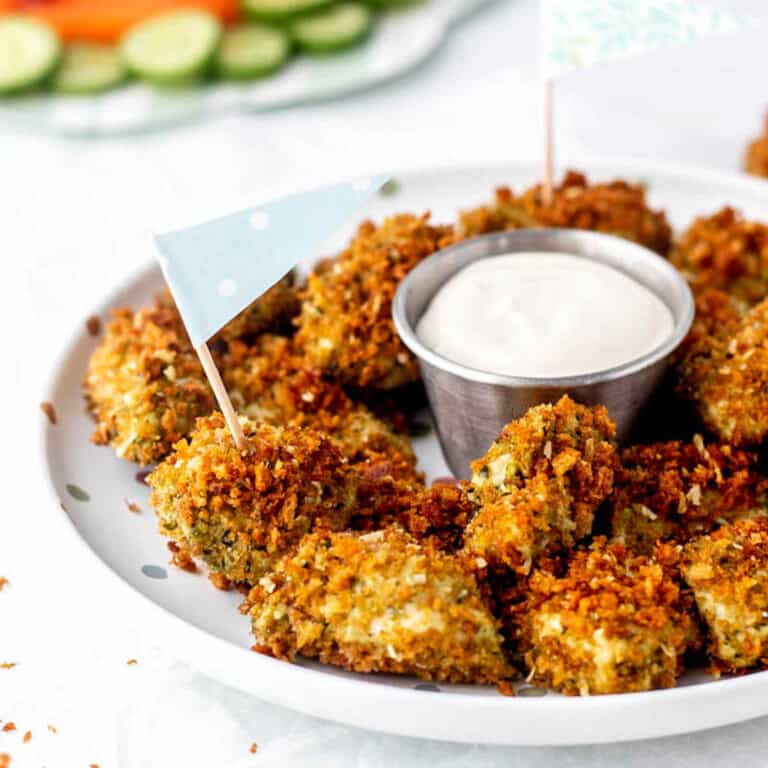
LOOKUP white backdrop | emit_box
[3,0,768,765]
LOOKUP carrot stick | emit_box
[8,0,240,42]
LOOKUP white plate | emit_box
[1,0,490,138]
[41,160,768,746]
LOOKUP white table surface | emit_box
[3,0,768,765]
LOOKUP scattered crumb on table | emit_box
[21,732,30,745]
[0,663,17,670]
[40,401,57,425]
[126,659,138,666]
[0,753,11,767]
[250,742,258,754]
[0,578,7,591]
[47,725,57,734]
[2,723,15,732]
[86,315,102,336]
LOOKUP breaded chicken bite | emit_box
[464,396,617,572]
[147,413,357,584]
[682,517,768,672]
[353,481,473,553]
[221,334,415,467]
[676,297,768,445]
[745,113,768,178]
[86,278,300,466]
[518,539,695,695]
[294,213,454,390]
[245,527,513,683]
[670,208,768,307]
[85,305,214,465]
[609,436,768,555]
[459,171,672,255]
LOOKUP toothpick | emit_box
[195,342,248,452]
[542,77,554,206]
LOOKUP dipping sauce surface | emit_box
[415,252,674,378]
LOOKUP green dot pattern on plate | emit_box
[414,683,440,692]
[66,483,90,502]
[379,178,400,196]
[518,686,548,697]
[141,565,168,579]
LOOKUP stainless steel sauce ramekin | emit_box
[392,229,694,479]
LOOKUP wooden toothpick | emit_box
[195,342,248,452]
[542,78,554,206]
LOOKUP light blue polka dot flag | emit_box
[541,0,753,78]
[155,175,388,347]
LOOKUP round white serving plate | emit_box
[0,0,490,138]
[41,160,768,746]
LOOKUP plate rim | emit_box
[40,157,768,746]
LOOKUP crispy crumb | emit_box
[0,753,10,768]
[90,764,100,768]
[21,732,30,745]
[250,742,258,754]
[47,725,57,734]
[126,659,138,666]
[208,572,232,591]
[40,401,57,425]
[135,471,151,485]
[124,499,141,514]
[0,663,17,670]
[2,723,15,732]
[167,541,180,553]
[496,680,516,697]
[86,315,102,336]
[0,578,7,591]
[170,548,198,573]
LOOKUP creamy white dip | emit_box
[415,252,674,378]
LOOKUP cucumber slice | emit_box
[215,23,291,81]
[291,3,373,54]
[243,0,335,24]
[120,10,221,86]
[53,44,127,95]
[0,16,60,96]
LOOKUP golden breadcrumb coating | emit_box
[675,296,768,445]
[609,436,768,555]
[465,396,617,573]
[221,334,415,467]
[670,208,768,306]
[682,517,768,672]
[210,273,300,343]
[245,527,513,683]
[84,304,214,465]
[745,113,768,178]
[518,539,695,695]
[85,277,300,466]
[147,413,358,584]
[294,213,454,390]
[459,171,672,255]
[353,481,473,553]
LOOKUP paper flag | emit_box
[155,175,388,347]
[541,0,752,78]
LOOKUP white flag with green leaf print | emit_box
[540,0,753,78]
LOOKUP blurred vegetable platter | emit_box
[0,0,421,96]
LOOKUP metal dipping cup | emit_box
[392,229,695,479]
